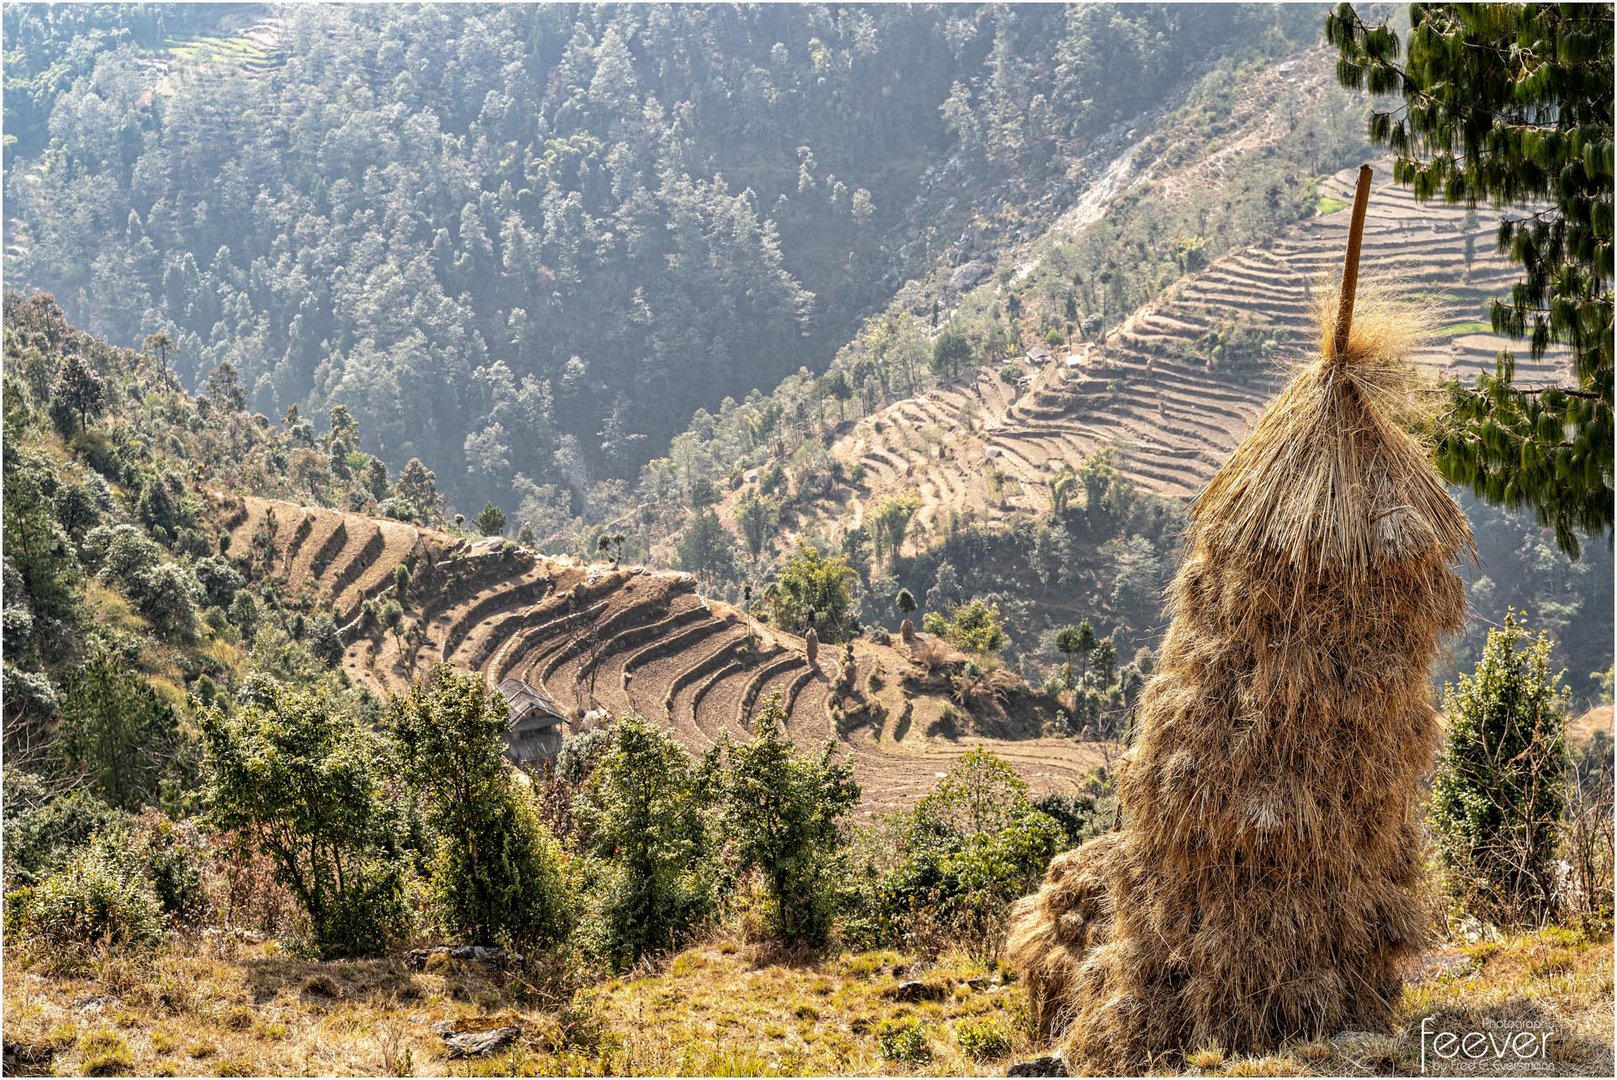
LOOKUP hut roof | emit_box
[1190,294,1474,579]
[497,677,566,732]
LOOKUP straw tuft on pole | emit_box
[1007,165,1474,1071]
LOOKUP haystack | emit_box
[1008,167,1474,1071]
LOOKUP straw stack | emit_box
[1007,166,1473,1070]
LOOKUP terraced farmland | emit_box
[726,164,1571,547]
[220,495,1102,816]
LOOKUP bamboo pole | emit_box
[1332,164,1374,359]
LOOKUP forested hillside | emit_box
[4,2,1326,523]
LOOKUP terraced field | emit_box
[726,164,1572,545]
[219,495,1102,816]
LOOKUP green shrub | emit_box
[577,715,714,968]
[201,680,409,958]
[714,693,860,946]
[844,751,1063,957]
[955,1017,1011,1060]
[391,667,572,948]
[2,785,131,889]
[6,842,164,951]
[1430,612,1570,926]
[877,1017,931,1063]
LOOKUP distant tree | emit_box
[395,458,442,522]
[142,331,176,368]
[597,531,627,566]
[924,598,1008,655]
[1047,465,1078,520]
[204,360,246,412]
[200,682,407,957]
[1089,636,1118,689]
[51,353,105,432]
[716,693,859,946]
[474,502,506,537]
[869,493,921,565]
[55,649,181,811]
[1054,621,1096,687]
[1328,2,1613,556]
[931,330,973,379]
[895,587,917,618]
[380,599,404,656]
[1430,612,1570,926]
[133,562,201,642]
[736,489,779,561]
[689,477,720,510]
[675,509,736,582]
[577,714,714,967]
[767,542,859,642]
[390,668,571,947]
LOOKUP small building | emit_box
[1064,352,1084,370]
[982,446,1004,466]
[498,677,569,763]
[1026,346,1052,365]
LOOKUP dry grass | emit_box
[2,939,1037,1077]
[4,929,1607,1077]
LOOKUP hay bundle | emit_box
[1010,167,1474,1071]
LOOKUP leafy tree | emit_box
[1047,464,1078,520]
[1089,635,1118,689]
[474,502,506,537]
[931,330,973,379]
[200,681,408,957]
[895,587,917,618]
[1328,2,1613,556]
[766,542,859,643]
[923,598,1008,655]
[395,458,442,522]
[675,508,736,582]
[577,714,714,967]
[596,531,627,566]
[141,331,175,367]
[54,649,181,811]
[50,352,105,432]
[869,493,921,565]
[716,693,859,946]
[736,489,779,561]
[2,442,82,631]
[1430,611,1570,926]
[390,667,571,947]
[204,360,246,413]
[1054,621,1097,687]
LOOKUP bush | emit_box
[1430,612,1570,926]
[577,714,714,968]
[714,693,860,946]
[391,667,572,948]
[955,1017,1011,1060]
[6,841,164,951]
[2,786,131,889]
[202,681,409,958]
[877,1017,931,1063]
[846,751,1063,957]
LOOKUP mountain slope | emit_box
[703,162,1570,555]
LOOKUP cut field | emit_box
[216,495,1103,816]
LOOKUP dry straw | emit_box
[1008,167,1473,1071]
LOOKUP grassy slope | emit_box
[4,929,1610,1077]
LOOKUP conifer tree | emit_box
[1430,611,1570,926]
[1328,2,1614,555]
